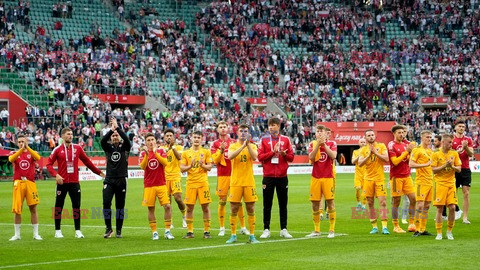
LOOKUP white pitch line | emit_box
[0,223,312,234]
[0,235,347,269]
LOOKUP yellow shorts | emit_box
[216,176,231,197]
[354,176,364,189]
[433,183,457,206]
[142,186,170,207]
[12,180,39,214]
[166,178,182,195]
[228,186,258,203]
[416,184,433,202]
[184,185,212,205]
[363,180,387,198]
[390,176,415,197]
[309,177,335,201]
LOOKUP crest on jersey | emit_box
[319,152,328,162]
[111,152,121,162]
[456,145,464,154]
[148,159,159,169]
[27,154,31,159]
[19,160,30,170]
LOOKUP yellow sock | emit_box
[447,220,454,232]
[328,209,336,232]
[414,210,421,230]
[319,208,324,216]
[361,193,367,205]
[381,219,388,229]
[370,219,378,228]
[313,211,320,232]
[230,214,238,235]
[392,219,399,228]
[355,189,361,203]
[218,200,226,227]
[409,211,415,226]
[247,212,255,235]
[238,204,246,228]
[420,210,428,233]
[186,218,194,233]
[149,220,157,232]
[164,219,171,230]
[203,219,211,233]
[435,222,442,234]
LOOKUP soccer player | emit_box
[180,131,213,239]
[409,130,434,236]
[387,125,416,233]
[433,135,442,151]
[452,121,474,224]
[432,134,461,240]
[8,134,42,241]
[225,124,260,244]
[162,129,187,228]
[358,129,390,234]
[352,138,367,210]
[139,133,174,240]
[101,117,131,238]
[258,117,294,239]
[47,127,105,238]
[306,125,337,238]
[211,121,248,236]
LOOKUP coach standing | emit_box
[101,118,131,238]
[47,127,105,239]
[258,118,294,239]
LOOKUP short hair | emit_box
[17,134,26,140]
[61,127,72,135]
[325,127,331,132]
[364,129,375,135]
[434,134,442,141]
[391,124,406,133]
[144,132,155,139]
[238,124,249,130]
[442,134,454,140]
[420,130,432,136]
[316,125,326,131]
[268,117,281,126]
[455,121,465,127]
[217,121,228,128]
[192,130,203,137]
[164,129,174,135]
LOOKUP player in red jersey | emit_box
[8,134,42,241]
[210,121,247,236]
[47,127,105,239]
[388,125,416,233]
[452,121,474,224]
[139,132,174,240]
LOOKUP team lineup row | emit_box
[7,118,474,242]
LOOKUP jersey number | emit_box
[240,155,247,162]
[167,156,173,162]
[204,190,211,199]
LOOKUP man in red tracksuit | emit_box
[47,127,105,239]
[257,118,294,239]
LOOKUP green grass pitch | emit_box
[0,173,479,269]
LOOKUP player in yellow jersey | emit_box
[358,129,390,234]
[180,131,213,239]
[409,130,434,237]
[225,124,260,244]
[432,134,461,240]
[162,129,187,228]
[352,138,367,211]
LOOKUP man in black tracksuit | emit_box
[101,118,131,238]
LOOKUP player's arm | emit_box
[180,152,194,173]
[390,150,409,166]
[117,128,132,151]
[358,149,369,167]
[246,143,258,161]
[257,139,275,161]
[46,149,64,184]
[323,143,337,160]
[409,150,430,168]
[281,137,295,162]
[26,146,41,161]
[308,141,320,163]
[463,139,474,157]
[79,147,105,177]
[8,149,23,163]
[154,150,168,166]
[139,151,148,170]
[101,129,113,152]
[351,151,359,165]
[170,146,182,160]
[373,146,389,163]
[228,144,244,160]
[200,153,213,171]
[452,153,462,172]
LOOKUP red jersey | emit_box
[9,150,38,181]
[139,149,167,187]
[308,140,337,178]
[258,134,294,177]
[388,140,411,178]
[46,143,103,183]
[210,137,235,177]
[452,135,473,169]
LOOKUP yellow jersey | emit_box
[352,149,365,180]
[410,146,433,186]
[359,142,387,182]
[181,148,213,188]
[229,142,257,187]
[431,150,461,187]
[162,145,184,180]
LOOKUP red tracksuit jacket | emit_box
[258,134,294,177]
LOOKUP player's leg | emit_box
[173,191,186,227]
[355,186,362,209]
[25,181,40,239]
[114,180,127,237]
[262,177,275,234]
[446,204,456,240]
[277,176,291,238]
[10,180,25,240]
[378,196,389,234]
[199,185,212,238]
[54,183,68,237]
[245,201,259,243]
[324,178,336,238]
[102,182,115,238]
[390,177,403,231]
[183,186,197,238]
[406,192,417,231]
[421,200,432,235]
[435,205,444,240]
[217,176,229,234]
[413,199,424,236]
[69,183,83,238]
[162,203,173,239]
[148,206,158,240]
[307,177,321,237]
[462,185,470,224]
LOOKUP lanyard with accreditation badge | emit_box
[64,144,75,174]
[270,135,280,164]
